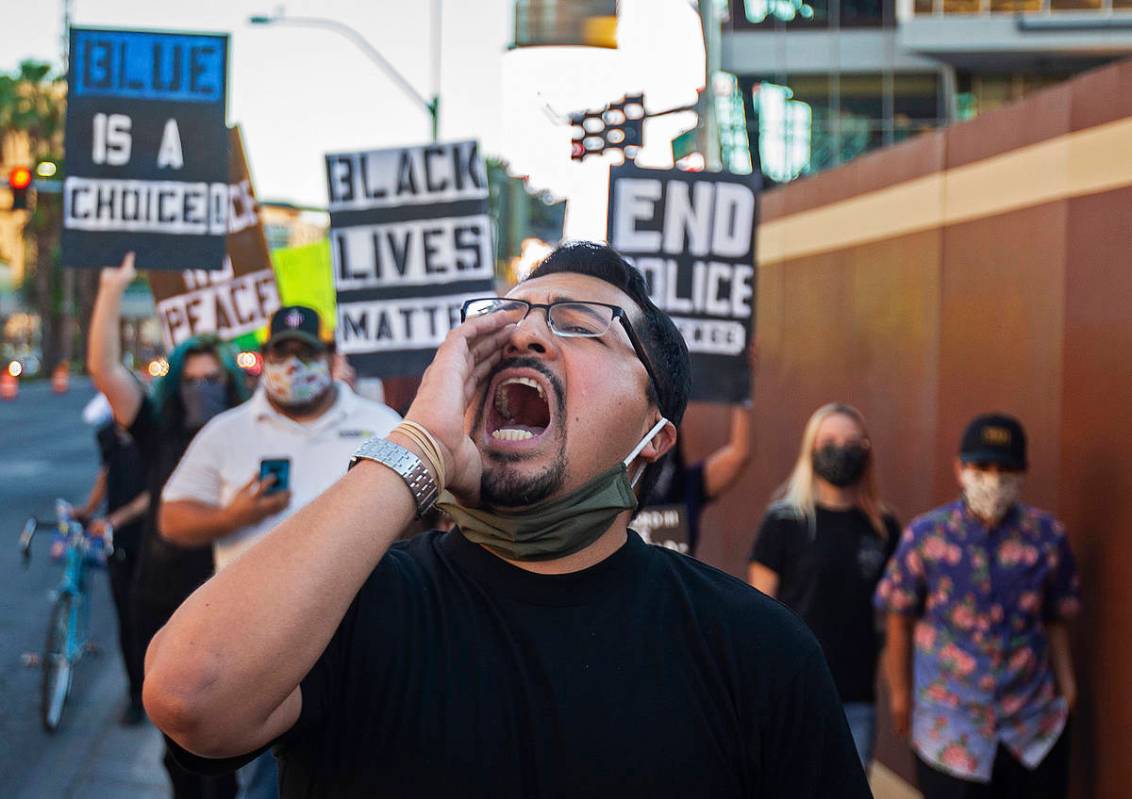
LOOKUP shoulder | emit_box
[345,395,401,430]
[909,500,962,535]
[1014,503,1067,540]
[358,531,445,597]
[645,545,821,658]
[760,501,805,529]
[190,401,255,441]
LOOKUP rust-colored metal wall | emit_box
[684,59,1132,797]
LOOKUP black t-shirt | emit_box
[96,422,147,548]
[255,529,869,798]
[128,396,215,608]
[750,504,898,703]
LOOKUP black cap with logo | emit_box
[267,305,325,350]
[959,413,1027,470]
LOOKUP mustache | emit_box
[474,356,567,428]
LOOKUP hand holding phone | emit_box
[259,458,291,495]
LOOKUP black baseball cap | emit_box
[267,305,325,350]
[959,413,1027,470]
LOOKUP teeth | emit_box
[500,376,545,400]
[492,428,535,441]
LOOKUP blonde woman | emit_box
[748,403,898,769]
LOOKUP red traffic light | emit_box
[8,167,32,191]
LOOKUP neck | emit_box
[495,512,631,575]
[267,383,338,422]
[815,478,858,510]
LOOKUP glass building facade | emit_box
[724,0,1132,183]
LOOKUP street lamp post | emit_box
[249,7,441,141]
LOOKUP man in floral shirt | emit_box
[876,413,1080,798]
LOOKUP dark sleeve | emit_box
[757,635,873,798]
[126,395,161,461]
[750,510,791,574]
[686,461,709,507]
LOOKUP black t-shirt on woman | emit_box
[183,529,870,798]
[750,504,898,703]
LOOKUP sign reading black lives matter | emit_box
[608,164,759,403]
[62,27,229,270]
[326,140,494,377]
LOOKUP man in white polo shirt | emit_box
[158,305,400,796]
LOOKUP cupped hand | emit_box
[403,307,521,504]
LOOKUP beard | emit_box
[480,445,567,507]
[475,356,569,508]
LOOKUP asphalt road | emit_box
[0,377,165,797]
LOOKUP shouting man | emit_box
[144,242,870,798]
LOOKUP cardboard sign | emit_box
[326,140,495,377]
[61,27,229,270]
[148,127,279,349]
[607,164,760,403]
[631,504,690,554]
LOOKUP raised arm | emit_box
[703,404,752,499]
[87,253,143,428]
[143,308,519,758]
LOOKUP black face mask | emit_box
[812,443,870,487]
[181,380,228,430]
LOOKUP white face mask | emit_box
[960,468,1023,523]
[262,356,332,407]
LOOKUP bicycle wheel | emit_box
[41,593,74,733]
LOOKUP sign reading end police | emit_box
[608,164,759,403]
[62,27,229,270]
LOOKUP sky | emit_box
[0,0,706,240]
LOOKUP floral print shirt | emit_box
[875,500,1080,782]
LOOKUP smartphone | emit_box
[259,457,291,495]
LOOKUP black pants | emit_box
[916,726,1071,799]
[134,591,238,799]
[106,527,143,701]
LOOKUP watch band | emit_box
[349,437,439,518]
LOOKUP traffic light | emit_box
[569,110,608,162]
[568,94,647,162]
[8,166,32,211]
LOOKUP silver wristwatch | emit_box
[349,437,439,518]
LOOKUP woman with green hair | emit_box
[89,253,248,799]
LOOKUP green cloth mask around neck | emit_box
[437,417,669,562]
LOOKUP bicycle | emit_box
[19,499,113,733]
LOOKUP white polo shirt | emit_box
[162,381,401,570]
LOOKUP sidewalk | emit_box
[9,641,166,799]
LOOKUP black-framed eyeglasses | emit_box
[461,297,661,406]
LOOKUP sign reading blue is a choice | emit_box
[62,28,229,270]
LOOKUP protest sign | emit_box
[607,164,759,403]
[148,127,279,349]
[272,239,337,340]
[61,27,229,270]
[631,504,690,554]
[326,140,494,377]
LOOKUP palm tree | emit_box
[0,59,91,375]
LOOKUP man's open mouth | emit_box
[487,372,553,444]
